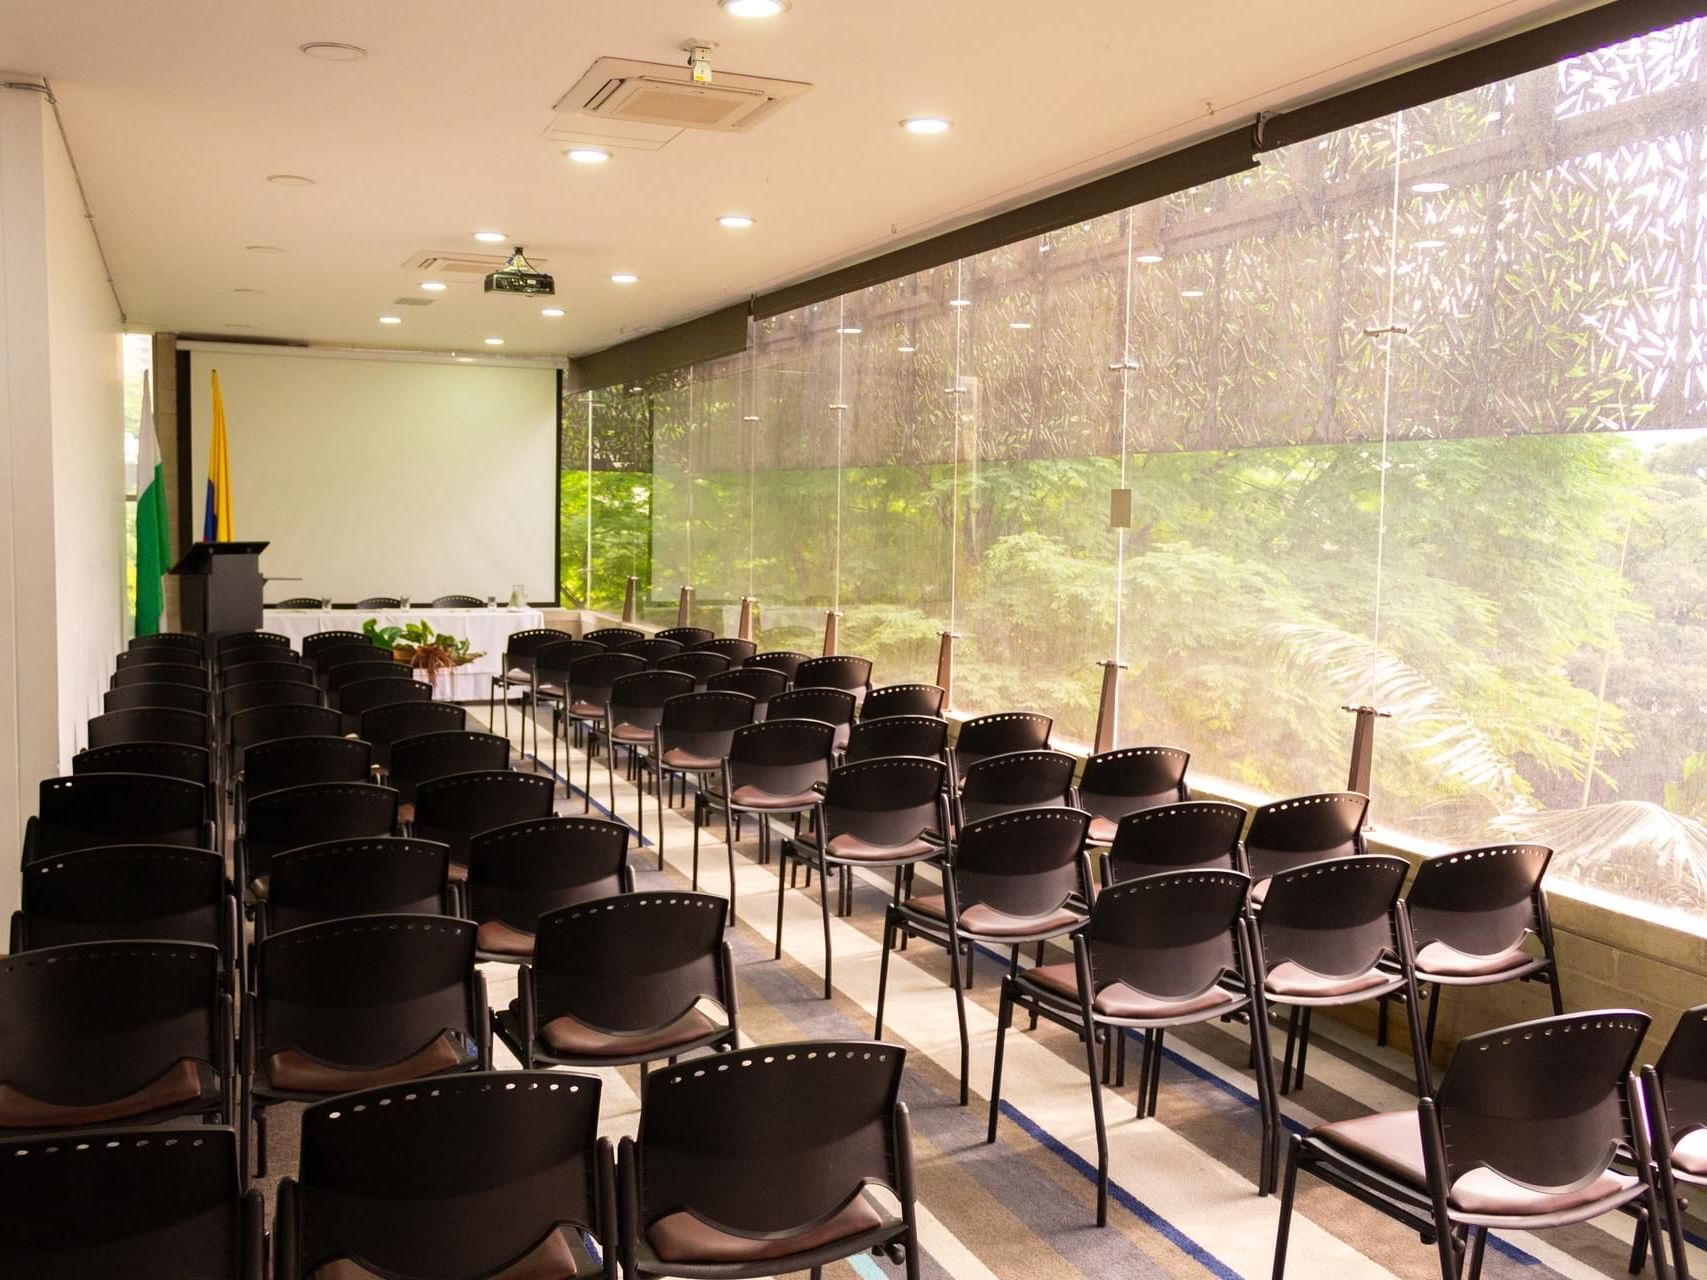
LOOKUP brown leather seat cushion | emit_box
[902,895,1083,939]
[1314,1110,1637,1217]
[730,784,819,810]
[1265,961,1391,999]
[826,832,936,864]
[313,1228,579,1279]
[648,1191,885,1264]
[265,1030,469,1093]
[1414,941,1534,980]
[1026,964,1237,1020]
[0,1058,208,1128]
[541,1004,726,1057]
[662,747,722,772]
[477,919,536,957]
[611,722,653,744]
[1673,1128,1707,1178]
[569,701,605,719]
[1086,816,1119,845]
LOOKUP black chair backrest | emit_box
[822,757,946,850]
[222,660,314,689]
[117,646,206,671]
[1656,1005,1707,1146]
[844,715,949,764]
[266,838,452,933]
[356,596,404,609]
[1404,843,1552,958]
[705,666,786,716]
[583,627,643,649]
[634,1039,906,1240]
[1244,791,1369,882]
[302,630,367,663]
[861,683,944,720]
[216,629,292,655]
[103,682,210,714]
[1254,855,1408,980]
[0,1125,253,1279]
[388,731,511,805]
[958,749,1077,825]
[327,661,413,699]
[221,680,323,720]
[111,661,205,689]
[430,594,485,608]
[218,645,303,675]
[337,675,432,727]
[699,637,758,664]
[1106,801,1247,882]
[566,652,646,716]
[768,686,856,731]
[30,773,204,860]
[0,940,222,1111]
[16,846,226,952]
[74,741,210,790]
[614,637,684,668]
[470,817,633,935]
[950,808,1091,921]
[309,643,378,679]
[1079,746,1191,823]
[534,639,603,686]
[242,736,373,799]
[745,650,809,681]
[357,700,468,768]
[504,628,574,670]
[1436,1010,1648,1194]
[276,596,323,609]
[657,650,731,688]
[795,655,873,696]
[255,915,477,1072]
[227,705,341,766]
[412,770,556,865]
[288,1071,604,1280]
[243,782,398,885]
[607,670,694,733]
[128,631,206,659]
[657,690,754,765]
[1086,870,1250,1002]
[952,711,1053,783]
[658,626,715,647]
[726,719,836,800]
[533,892,728,1037]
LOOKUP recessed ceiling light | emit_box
[720,0,790,15]
[378,315,402,325]
[299,42,367,61]
[901,116,952,135]
[420,281,447,292]
[897,344,917,353]
[566,147,611,165]
[1134,252,1164,264]
[948,298,971,307]
[473,230,507,243]
[717,214,755,229]
[540,307,565,317]
[742,415,761,422]
[245,244,285,253]
[1010,321,1033,330]
[1180,289,1206,298]
[610,273,638,284]
[455,356,475,363]
[1414,239,1447,249]
[836,326,862,335]
[1411,180,1450,193]
[266,174,316,187]
[484,336,505,346]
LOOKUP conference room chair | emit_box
[706,663,786,719]
[23,773,208,864]
[861,681,945,720]
[128,630,208,660]
[1078,745,1192,845]
[948,710,1054,787]
[104,681,210,714]
[709,718,836,890]
[226,702,340,783]
[467,815,633,962]
[357,698,467,772]
[220,678,323,725]
[649,689,754,884]
[244,914,488,1176]
[657,625,714,647]
[1103,799,1246,886]
[1272,1010,1669,1280]
[746,648,810,681]
[491,626,573,759]
[74,740,210,788]
[356,595,405,609]
[308,641,378,683]
[86,705,209,751]
[1642,1005,1707,1279]
[216,644,303,675]
[236,735,373,826]
[956,748,1077,828]
[698,636,758,664]
[844,714,949,764]
[301,628,366,663]
[584,626,643,647]
[275,1072,614,1280]
[337,671,432,732]
[411,769,556,891]
[387,729,511,814]
[11,845,235,972]
[499,891,736,1076]
[768,685,857,752]
[430,593,485,607]
[111,659,206,690]
[563,651,645,801]
[220,658,314,689]
[877,807,1093,1105]
[1247,856,1429,1170]
[1243,790,1369,886]
[326,658,415,701]
[275,595,322,608]
[215,629,292,655]
[614,636,684,668]
[0,1125,263,1280]
[116,645,206,671]
[237,780,399,898]
[531,637,603,763]
[617,1039,918,1280]
[989,869,1273,1221]
[782,755,949,999]
[656,648,731,690]
[600,670,695,841]
[796,653,875,701]
[0,940,233,1134]
[259,837,454,941]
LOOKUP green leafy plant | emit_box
[362,618,483,676]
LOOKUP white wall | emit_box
[186,347,558,604]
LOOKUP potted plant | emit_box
[362,618,484,678]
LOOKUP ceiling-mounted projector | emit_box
[484,245,555,296]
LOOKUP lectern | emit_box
[170,541,268,638]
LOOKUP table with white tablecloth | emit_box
[263,607,545,702]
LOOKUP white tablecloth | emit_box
[264,607,545,702]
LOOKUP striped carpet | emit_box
[255,706,1703,1280]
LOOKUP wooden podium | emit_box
[170,541,268,638]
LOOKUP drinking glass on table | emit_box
[486,595,498,609]
[319,596,333,609]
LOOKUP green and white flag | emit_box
[135,370,169,636]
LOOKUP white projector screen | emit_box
[186,348,558,604]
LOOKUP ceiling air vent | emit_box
[556,56,810,133]
[402,251,547,276]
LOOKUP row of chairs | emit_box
[272,593,490,608]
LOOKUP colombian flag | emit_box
[203,370,234,541]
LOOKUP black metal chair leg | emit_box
[1270,1138,1301,1280]
[986,986,1012,1144]
[875,913,895,1036]
[949,938,971,1106]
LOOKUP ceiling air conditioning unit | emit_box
[556,55,810,133]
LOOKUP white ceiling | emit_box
[3,0,1595,358]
